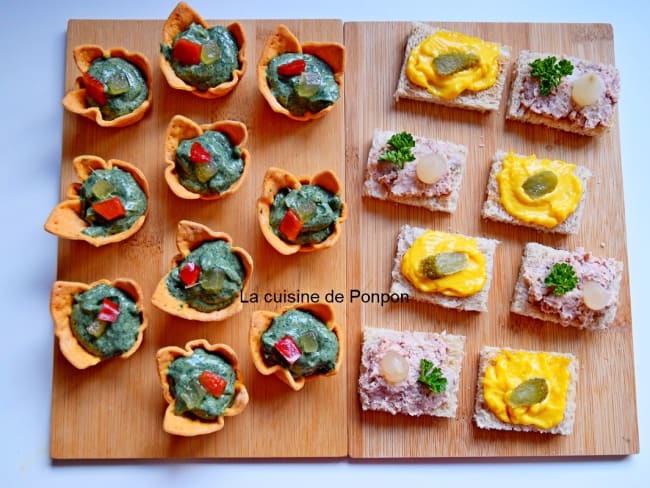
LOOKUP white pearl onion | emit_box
[416,152,448,185]
[571,72,604,107]
[379,350,409,384]
[582,280,611,311]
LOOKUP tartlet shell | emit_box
[44,155,150,247]
[256,24,345,121]
[249,302,344,391]
[62,45,153,127]
[257,167,347,255]
[163,114,250,200]
[50,278,148,369]
[160,1,247,99]
[156,338,249,436]
[151,220,253,322]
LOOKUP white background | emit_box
[2,0,648,486]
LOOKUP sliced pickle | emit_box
[194,160,219,183]
[297,330,319,353]
[433,52,480,75]
[200,40,222,65]
[293,196,317,222]
[296,71,322,97]
[91,179,115,199]
[105,71,130,95]
[201,268,225,292]
[507,377,549,407]
[86,320,107,338]
[522,170,558,199]
[420,252,469,280]
[177,377,207,410]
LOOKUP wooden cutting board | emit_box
[50,18,639,460]
[344,22,638,458]
[51,19,347,459]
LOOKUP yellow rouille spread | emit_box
[405,30,501,99]
[496,151,583,228]
[401,230,486,297]
[482,349,571,430]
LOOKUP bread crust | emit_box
[510,242,624,331]
[394,22,511,112]
[363,129,467,213]
[390,224,499,312]
[473,346,578,435]
[481,150,591,235]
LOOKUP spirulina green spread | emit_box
[266,53,339,116]
[166,240,245,312]
[167,348,236,419]
[162,23,240,91]
[70,284,142,358]
[270,184,342,244]
[261,309,339,379]
[175,131,244,195]
[87,57,148,120]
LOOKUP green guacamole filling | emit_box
[261,309,339,379]
[269,184,342,245]
[175,131,244,195]
[70,284,142,359]
[166,240,245,312]
[266,53,339,116]
[78,167,147,238]
[167,348,236,420]
[86,57,148,120]
[161,23,240,91]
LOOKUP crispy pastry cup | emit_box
[50,278,148,370]
[256,24,345,121]
[156,338,249,436]
[62,45,153,128]
[160,2,247,99]
[151,220,253,322]
[163,114,250,200]
[257,167,347,255]
[44,155,150,247]
[249,302,344,391]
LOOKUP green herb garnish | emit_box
[418,358,447,394]
[529,56,574,96]
[544,262,578,295]
[378,131,416,169]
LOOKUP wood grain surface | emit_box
[50,18,639,460]
[51,19,347,459]
[345,22,638,458]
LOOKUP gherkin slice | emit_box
[420,252,469,280]
[522,170,558,199]
[92,179,115,199]
[200,40,222,65]
[105,71,130,95]
[201,268,225,292]
[194,160,219,183]
[508,377,549,407]
[297,330,319,353]
[433,52,480,75]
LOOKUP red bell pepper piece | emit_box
[278,208,303,242]
[199,370,227,398]
[83,72,107,106]
[179,261,201,286]
[172,38,202,65]
[97,297,120,323]
[277,59,306,76]
[92,196,126,221]
[274,335,302,365]
[190,141,211,163]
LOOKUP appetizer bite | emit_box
[391,225,498,312]
[163,115,249,200]
[44,155,149,247]
[474,346,578,435]
[160,2,246,98]
[511,242,624,330]
[257,167,347,255]
[50,278,147,369]
[363,129,467,213]
[358,327,465,417]
[481,150,591,234]
[249,303,343,391]
[394,22,511,112]
[257,24,345,121]
[507,50,620,136]
[151,220,253,322]
[156,339,249,436]
[62,45,152,127]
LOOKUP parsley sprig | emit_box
[544,262,578,295]
[378,131,416,169]
[418,358,447,394]
[529,56,574,96]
